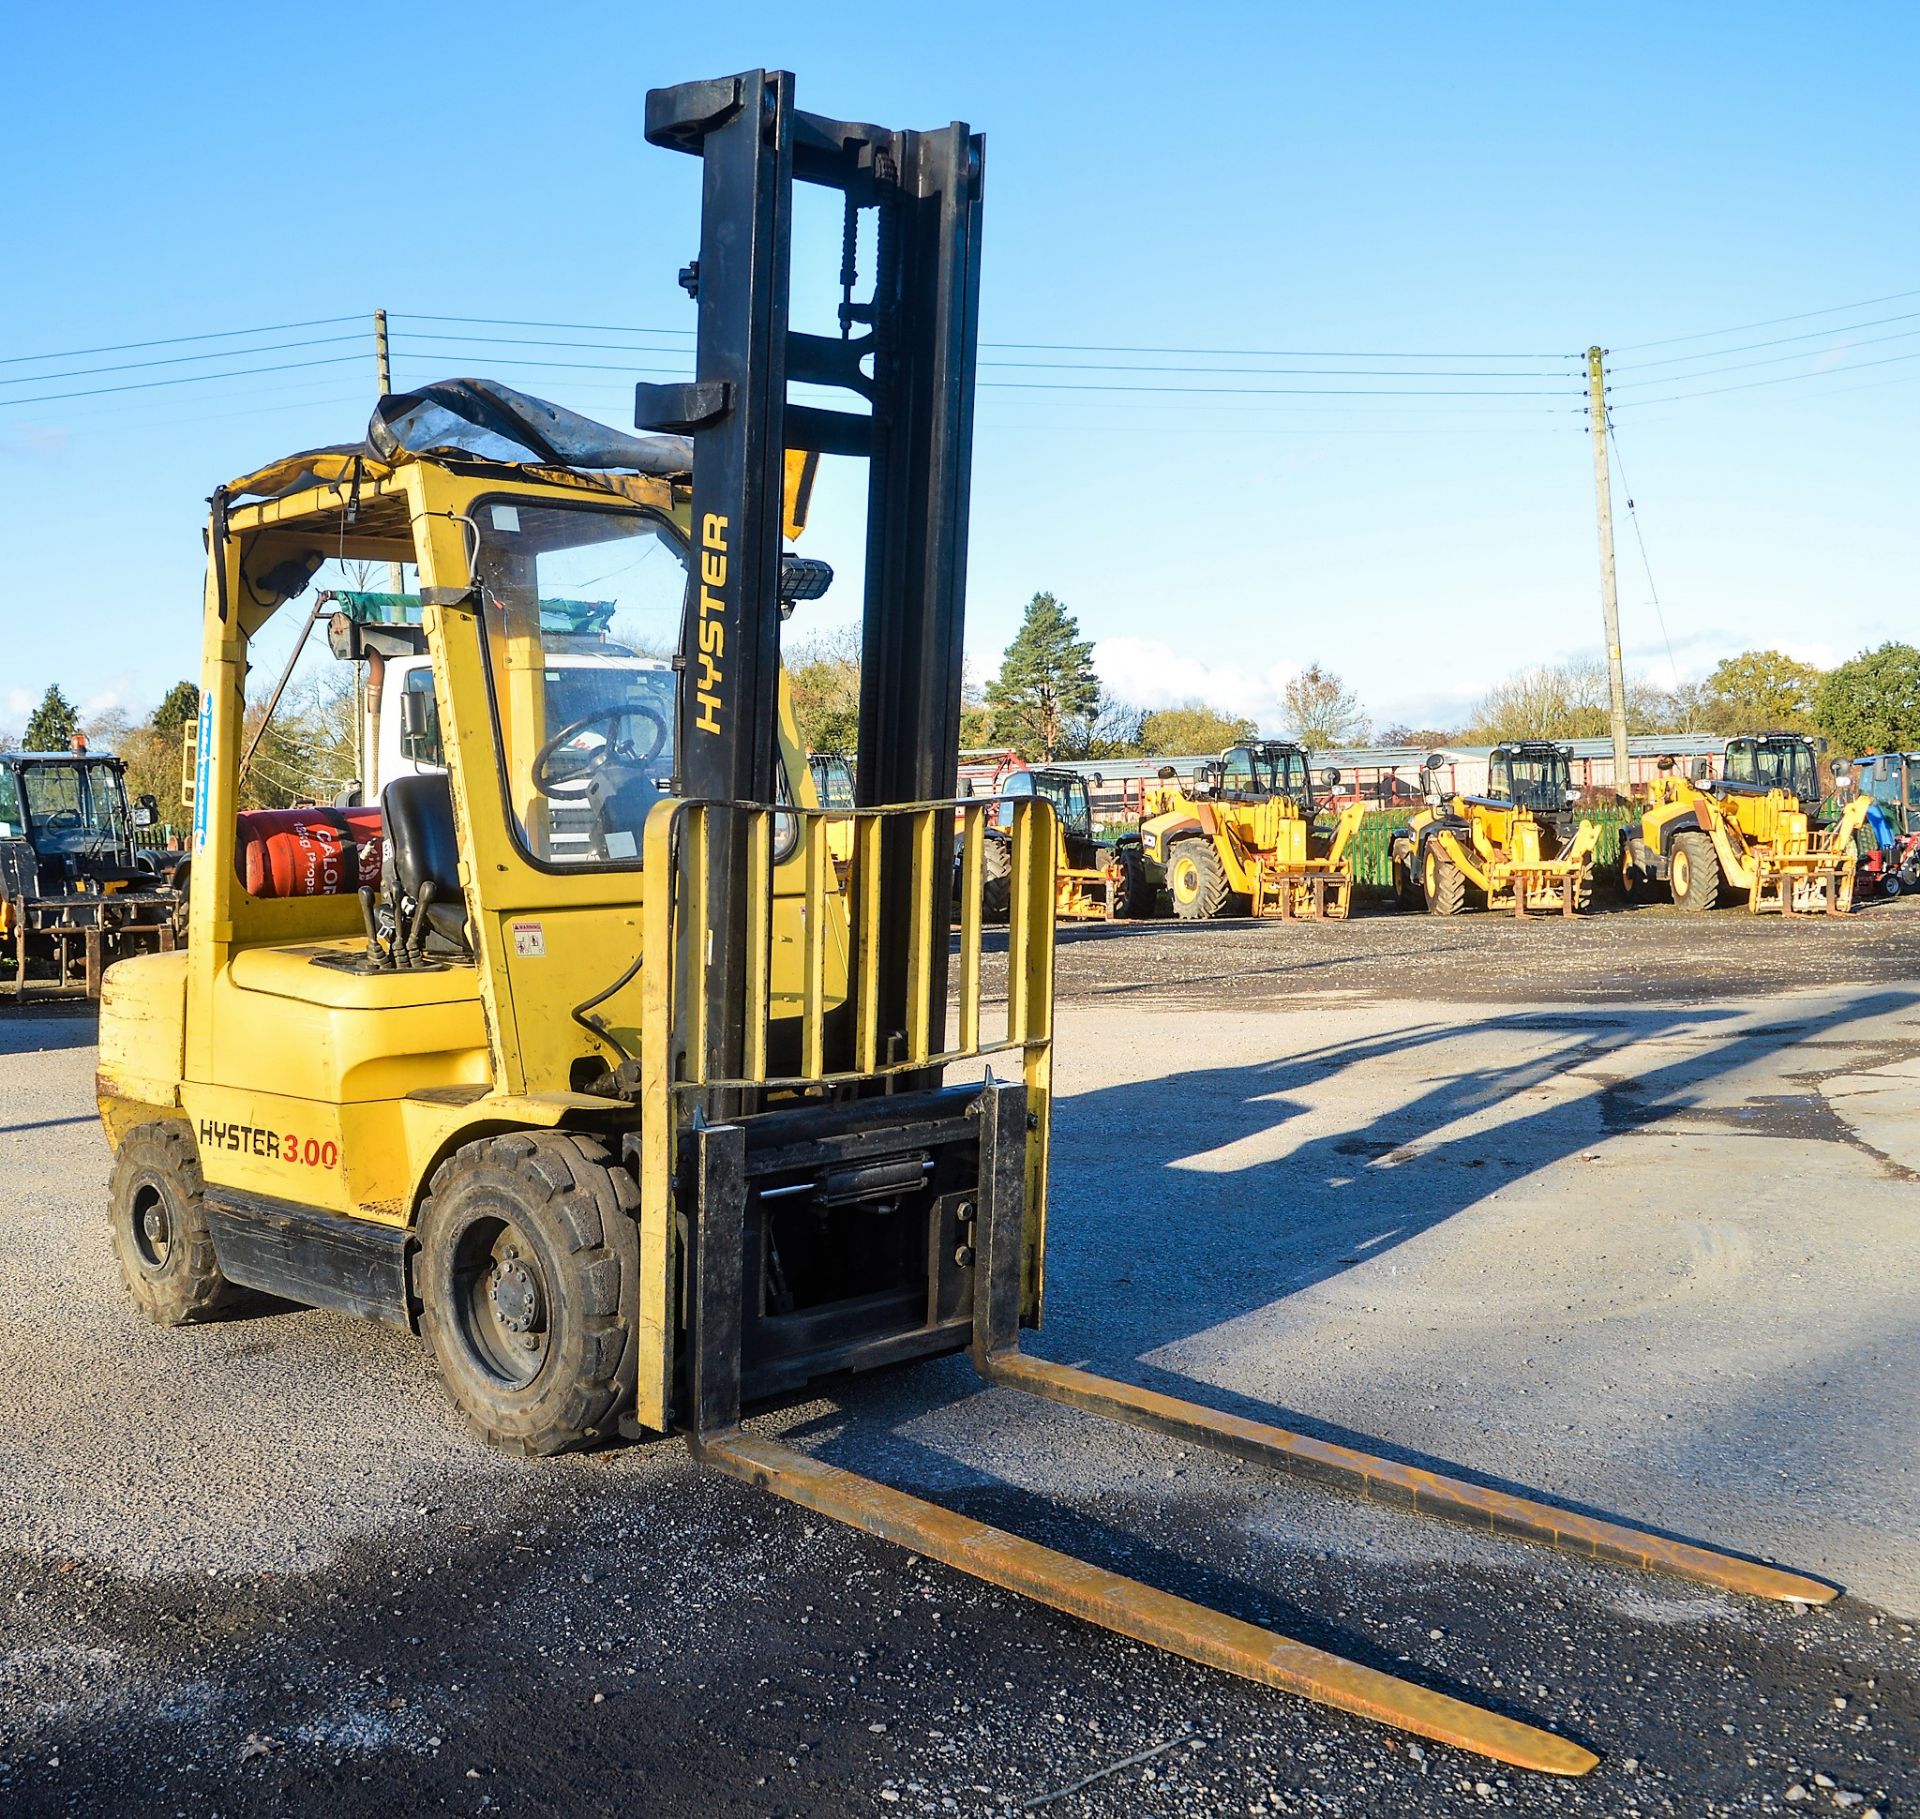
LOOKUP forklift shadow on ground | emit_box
[811,988,1912,1571]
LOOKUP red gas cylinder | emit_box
[235,807,384,899]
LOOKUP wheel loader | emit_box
[979,765,1145,922]
[1622,733,1870,915]
[1137,741,1364,920]
[91,68,1832,1781]
[1391,741,1600,917]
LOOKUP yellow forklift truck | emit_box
[1622,733,1869,914]
[1392,742,1600,917]
[1138,742,1364,920]
[93,69,1831,1780]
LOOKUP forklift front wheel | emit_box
[107,1121,235,1326]
[417,1132,641,1457]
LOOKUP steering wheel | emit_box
[529,704,670,798]
[44,810,82,830]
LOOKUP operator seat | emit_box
[381,773,469,955]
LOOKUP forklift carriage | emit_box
[93,70,1835,1780]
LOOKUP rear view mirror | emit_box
[133,792,158,830]
[1831,758,1851,777]
[399,687,434,760]
[1317,767,1341,789]
[1691,759,1711,782]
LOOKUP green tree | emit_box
[983,592,1098,761]
[1282,664,1369,748]
[1702,649,1823,733]
[1816,642,1920,755]
[23,684,79,752]
[1137,703,1259,756]
[784,626,863,755]
[153,680,201,736]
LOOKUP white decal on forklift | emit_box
[512,920,546,958]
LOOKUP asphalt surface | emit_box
[3,911,1918,1818]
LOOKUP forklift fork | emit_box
[684,1078,1833,1778]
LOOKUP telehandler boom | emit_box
[94,69,1832,1781]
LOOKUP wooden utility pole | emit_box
[1587,346,1632,797]
[372,310,403,590]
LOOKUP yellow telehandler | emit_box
[91,68,1830,1782]
[1391,742,1600,917]
[981,765,1146,921]
[1138,741,1364,919]
[1622,734,1869,914]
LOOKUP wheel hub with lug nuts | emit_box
[142,1206,169,1246]
[488,1246,544,1340]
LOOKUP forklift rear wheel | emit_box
[1167,841,1233,920]
[107,1121,235,1326]
[1422,846,1468,916]
[1883,874,1904,898]
[417,1132,641,1456]
[1669,832,1720,912]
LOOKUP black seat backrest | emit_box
[381,773,468,951]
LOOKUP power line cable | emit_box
[390,342,1577,399]
[0,333,369,390]
[1609,284,1920,353]
[0,314,367,368]
[1612,345,1920,408]
[396,310,1567,362]
[398,328,1577,379]
[0,354,370,409]
[1610,323,1920,390]
[1601,408,1681,690]
[1611,308,1920,373]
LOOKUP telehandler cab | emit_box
[1622,733,1869,914]
[1392,741,1599,917]
[94,69,1832,1780]
[1138,741,1364,920]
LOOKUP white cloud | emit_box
[1093,636,1301,729]
[5,688,32,719]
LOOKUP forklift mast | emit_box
[638,70,983,1091]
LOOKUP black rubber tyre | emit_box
[1570,868,1595,914]
[1669,831,1721,913]
[1422,842,1468,917]
[1390,839,1422,910]
[417,1131,640,1456]
[1106,845,1148,920]
[979,834,1012,922]
[1166,839,1236,920]
[1885,874,1906,899]
[107,1120,235,1326]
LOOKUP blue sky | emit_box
[3,2,1915,741]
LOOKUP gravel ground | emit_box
[2,918,1917,1817]
[1012,891,1920,1010]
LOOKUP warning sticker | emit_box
[512,920,546,958]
